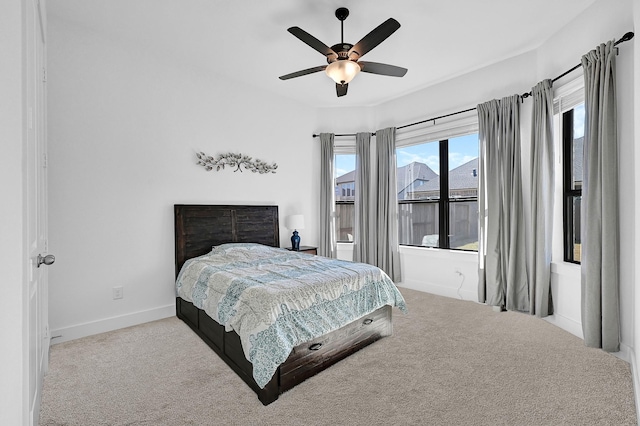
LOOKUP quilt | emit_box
[176,243,407,388]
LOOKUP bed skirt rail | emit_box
[176,297,392,405]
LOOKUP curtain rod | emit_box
[312,132,375,138]
[519,31,635,99]
[312,31,634,138]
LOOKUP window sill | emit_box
[399,245,477,260]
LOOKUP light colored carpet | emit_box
[40,288,636,425]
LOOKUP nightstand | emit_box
[286,246,317,255]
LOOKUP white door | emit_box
[25,0,50,424]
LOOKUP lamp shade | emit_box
[285,214,305,230]
[325,60,361,85]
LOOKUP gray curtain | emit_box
[319,133,336,258]
[353,132,373,264]
[581,41,620,351]
[477,95,529,311]
[374,127,400,282]
[529,79,554,317]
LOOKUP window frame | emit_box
[395,113,479,252]
[334,148,356,243]
[554,75,585,265]
[562,107,582,264]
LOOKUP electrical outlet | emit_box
[112,286,124,300]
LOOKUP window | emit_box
[397,133,479,250]
[563,103,584,263]
[335,154,355,242]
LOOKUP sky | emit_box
[574,103,585,138]
[335,102,583,179]
[396,133,478,174]
[335,132,478,177]
[335,154,355,178]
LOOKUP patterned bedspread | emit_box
[175,243,407,388]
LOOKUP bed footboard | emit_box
[176,297,392,405]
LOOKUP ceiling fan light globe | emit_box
[325,60,360,85]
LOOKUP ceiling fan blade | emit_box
[348,18,400,59]
[288,27,338,61]
[279,65,327,80]
[336,83,348,97]
[358,61,407,77]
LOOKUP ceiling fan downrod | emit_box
[279,7,407,97]
[335,7,349,44]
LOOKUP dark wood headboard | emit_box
[174,204,280,277]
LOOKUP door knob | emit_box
[37,254,55,268]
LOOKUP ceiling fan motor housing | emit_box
[279,6,406,97]
[329,43,356,63]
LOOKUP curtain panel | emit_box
[353,132,373,264]
[529,79,554,317]
[580,41,620,351]
[477,96,529,311]
[319,133,336,258]
[374,127,400,282]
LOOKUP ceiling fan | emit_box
[279,7,408,97]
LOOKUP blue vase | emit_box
[291,230,300,251]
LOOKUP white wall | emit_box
[47,17,319,342]
[633,0,640,411]
[0,2,27,424]
[319,0,637,355]
[379,50,537,300]
[536,0,635,347]
[321,50,537,301]
[47,0,638,372]
[317,49,538,300]
[375,51,537,130]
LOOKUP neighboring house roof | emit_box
[413,176,439,193]
[397,162,438,194]
[449,157,479,190]
[412,157,478,194]
[336,170,356,184]
[335,158,480,197]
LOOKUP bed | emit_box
[174,204,406,405]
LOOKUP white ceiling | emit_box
[48,0,597,108]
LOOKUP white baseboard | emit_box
[627,347,640,426]
[50,304,176,344]
[400,281,587,340]
[542,312,583,340]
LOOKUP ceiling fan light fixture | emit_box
[280,8,405,97]
[325,60,360,85]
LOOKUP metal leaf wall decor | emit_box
[196,152,278,174]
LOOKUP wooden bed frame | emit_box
[174,204,392,405]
